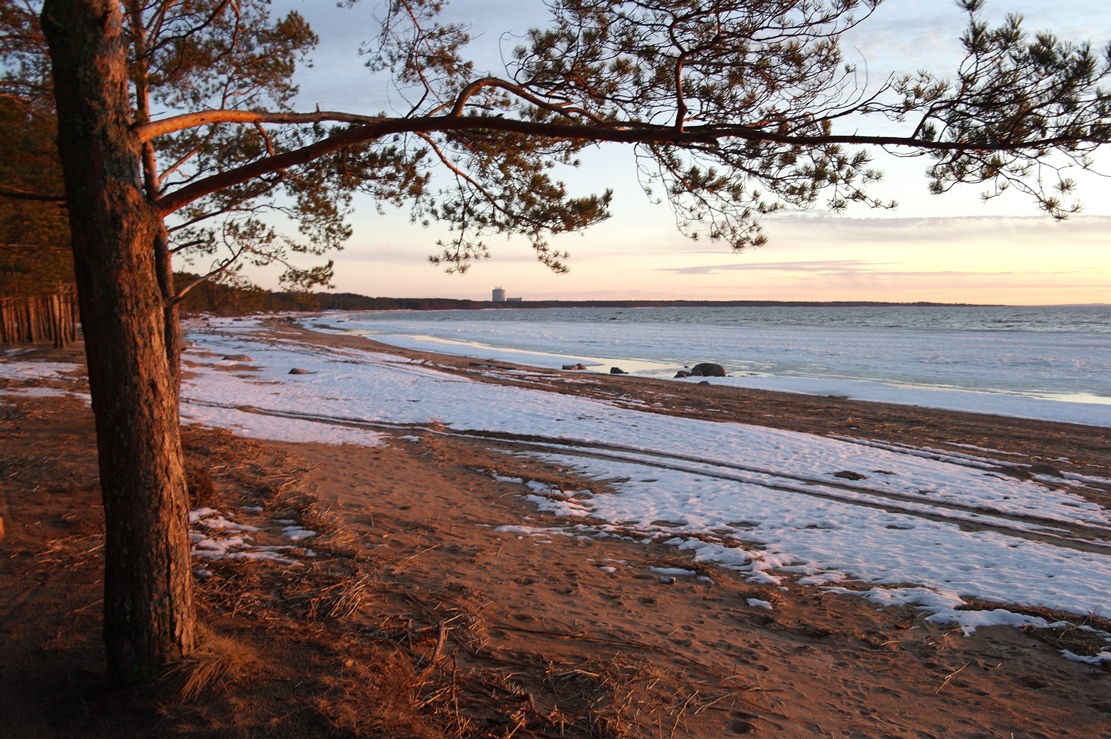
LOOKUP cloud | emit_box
[662,259,891,276]
[658,257,1095,281]
[762,213,1111,245]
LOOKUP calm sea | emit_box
[332,305,1111,405]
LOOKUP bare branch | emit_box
[151,110,1108,218]
[172,246,246,303]
[135,109,388,141]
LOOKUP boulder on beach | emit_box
[288,367,316,375]
[690,362,727,377]
[609,367,627,375]
[563,363,588,370]
[674,370,692,378]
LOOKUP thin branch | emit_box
[167,237,211,253]
[159,146,201,184]
[415,131,557,236]
[448,76,602,123]
[172,245,246,303]
[253,122,276,157]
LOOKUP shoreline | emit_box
[180,318,1111,494]
[304,307,1111,429]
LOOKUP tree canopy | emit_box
[134,0,1111,277]
[0,4,70,295]
[0,96,72,294]
[7,0,1111,286]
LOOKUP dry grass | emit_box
[283,568,374,622]
[354,596,657,736]
[167,625,261,702]
[312,648,442,738]
[1020,622,1111,669]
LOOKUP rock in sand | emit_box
[690,362,727,377]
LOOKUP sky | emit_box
[231,1,1111,305]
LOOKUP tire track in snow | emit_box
[182,399,1111,555]
[480,438,1111,555]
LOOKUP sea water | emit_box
[318,305,1111,423]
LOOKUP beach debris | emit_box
[1027,463,1064,477]
[221,354,252,361]
[651,566,699,578]
[563,363,588,370]
[833,470,868,481]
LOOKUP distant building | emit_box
[492,287,506,302]
[506,297,523,303]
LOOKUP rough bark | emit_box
[122,2,181,392]
[41,0,196,685]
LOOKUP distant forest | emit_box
[175,273,973,315]
[175,273,493,314]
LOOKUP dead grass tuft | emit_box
[1019,621,1111,665]
[292,571,373,622]
[313,650,442,738]
[738,587,785,607]
[167,625,260,702]
[185,462,218,509]
[957,598,1111,661]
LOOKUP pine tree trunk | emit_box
[26,300,38,342]
[51,294,64,348]
[41,0,196,685]
[155,228,182,394]
[1,300,11,344]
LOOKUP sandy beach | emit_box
[2,323,1110,737]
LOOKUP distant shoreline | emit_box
[172,271,1104,315]
[311,294,1001,311]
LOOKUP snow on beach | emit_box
[3,316,1110,662]
[164,317,1111,653]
